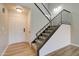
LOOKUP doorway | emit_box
[5,4,31,44]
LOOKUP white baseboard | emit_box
[71,43,79,47]
[1,45,8,56]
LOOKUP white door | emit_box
[9,11,30,44]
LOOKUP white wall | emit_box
[19,3,49,42]
[36,3,50,17]
[40,24,71,56]
[48,3,71,25]
[0,4,9,55]
[48,3,79,45]
[48,3,63,19]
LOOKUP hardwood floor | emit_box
[4,43,79,56]
[47,45,79,56]
[4,42,36,56]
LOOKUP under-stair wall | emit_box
[40,24,71,56]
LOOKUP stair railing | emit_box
[36,9,71,37]
[33,4,71,56]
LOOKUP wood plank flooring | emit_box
[47,45,79,56]
[4,43,79,56]
[4,42,36,56]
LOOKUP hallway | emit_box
[4,42,36,56]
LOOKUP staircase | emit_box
[31,3,71,56]
[32,25,59,50]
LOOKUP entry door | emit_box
[15,13,26,43]
[9,12,28,44]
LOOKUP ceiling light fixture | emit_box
[16,8,22,13]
